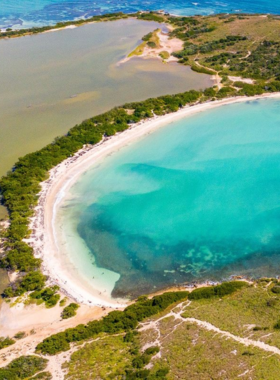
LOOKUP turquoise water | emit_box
[59,98,280,298]
[1,0,280,29]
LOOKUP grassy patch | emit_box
[61,303,79,319]
[64,335,132,379]
[128,41,147,57]
[0,356,48,379]
[0,336,15,350]
[149,321,280,379]
[128,28,161,57]
[182,283,280,348]
[159,51,170,60]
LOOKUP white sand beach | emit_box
[23,93,280,307]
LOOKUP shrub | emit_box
[271,285,280,294]
[61,303,79,319]
[32,372,52,379]
[0,337,15,350]
[124,331,138,343]
[36,291,188,355]
[3,272,46,297]
[188,281,247,300]
[30,286,60,308]
[159,51,170,60]
[144,346,160,355]
[191,64,216,75]
[14,331,26,340]
[59,297,67,307]
[154,367,169,377]
[132,354,150,368]
[242,351,254,356]
[0,356,48,379]
[274,320,280,330]
[253,326,268,331]
[204,87,216,97]
[267,298,278,307]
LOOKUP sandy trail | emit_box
[140,299,280,363]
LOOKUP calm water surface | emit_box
[1,0,280,29]
[58,98,280,299]
[0,18,212,177]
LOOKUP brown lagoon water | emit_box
[0,18,212,180]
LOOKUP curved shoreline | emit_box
[24,92,280,307]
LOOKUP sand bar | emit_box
[24,93,280,307]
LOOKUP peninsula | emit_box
[1,11,280,379]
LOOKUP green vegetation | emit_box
[159,51,170,60]
[128,41,147,57]
[14,331,26,340]
[0,336,15,350]
[64,332,166,379]
[65,335,134,379]
[188,281,248,300]
[36,292,188,355]
[224,40,280,79]
[61,303,79,319]
[183,280,280,348]
[32,372,52,380]
[133,281,280,379]
[128,28,161,57]
[148,316,280,379]
[173,35,247,64]
[0,356,48,380]
[59,297,67,307]
[63,281,280,379]
[0,13,129,40]
[30,285,60,308]
[136,12,165,23]
[272,285,280,294]
[2,272,46,298]
[167,14,280,81]
[190,64,215,75]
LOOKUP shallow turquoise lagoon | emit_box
[60,98,280,298]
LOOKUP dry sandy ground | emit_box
[0,299,110,366]
[142,30,184,62]
[119,28,184,64]
[229,76,255,84]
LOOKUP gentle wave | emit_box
[1,0,280,29]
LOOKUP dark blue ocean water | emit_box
[1,0,280,29]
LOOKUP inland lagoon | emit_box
[0,18,212,178]
[54,97,280,301]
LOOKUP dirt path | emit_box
[194,60,222,89]
[139,300,280,365]
[185,318,280,355]
[45,333,125,379]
